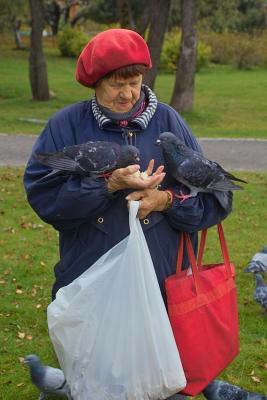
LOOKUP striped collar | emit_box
[91,85,158,130]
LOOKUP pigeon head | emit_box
[24,354,41,367]
[156,132,185,149]
[118,145,140,168]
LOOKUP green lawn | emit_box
[0,168,266,398]
[0,34,267,138]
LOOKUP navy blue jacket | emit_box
[24,99,230,299]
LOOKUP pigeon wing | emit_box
[42,366,66,392]
[177,154,221,189]
[178,155,243,191]
[64,141,119,173]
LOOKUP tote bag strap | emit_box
[176,232,201,294]
[197,223,232,278]
[176,223,232,294]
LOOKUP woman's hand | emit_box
[126,188,169,219]
[107,160,165,193]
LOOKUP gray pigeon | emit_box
[253,273,267,311]
[156,132,247,212]
[24,354,72,399]
[244,247,267,273]
[202,379,267,399]
[35,140,140,176]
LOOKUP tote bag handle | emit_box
[176,223,232,294]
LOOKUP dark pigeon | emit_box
[156,132,247,212]
[244,247,267,273]
[24,354,72,399]
[202,379,267,400]
[35,141,140,176]
[253,273,267,311]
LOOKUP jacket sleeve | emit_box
[23,121,118,231]
[161,106,232,232]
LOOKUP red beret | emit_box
[75,28,152,88]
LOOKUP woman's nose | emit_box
[119,85,132,99]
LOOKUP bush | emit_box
[58,26,89,57]
[200,31,267,69]
[160,29,212,73]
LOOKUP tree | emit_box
[29,0,50,101]
[143,0,171,90]
[170,0,197,112]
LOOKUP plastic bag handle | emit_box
[129,201,140,232]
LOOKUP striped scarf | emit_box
[91,85,158,130]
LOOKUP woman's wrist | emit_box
[163,190,173,210]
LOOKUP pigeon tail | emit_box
[213,190,233,213]
[34,152,82,173]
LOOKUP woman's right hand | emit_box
[107,160,165,193]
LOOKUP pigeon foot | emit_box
[175,191,193,203]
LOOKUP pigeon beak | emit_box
[135,155,140,162]
[156,139,161,146]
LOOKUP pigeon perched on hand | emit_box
[35,141,140,176]
[24,354,72,399]
[156,132,247,212]
[253,273,267,311]
[244,247,267,273]
[202,379,267,399]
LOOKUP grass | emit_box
[0,34,267,138]
[0,168,266,398]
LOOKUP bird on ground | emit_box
[24,354,72,399]
[253,273,267,311]
[202,379,267,400]
[35,141,140,177]
[156,132,247,212]
[244,247,267,273]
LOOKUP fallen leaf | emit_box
[26,335,33,340]
[251,376,261,383]
[17,382,25,387]
[17,332,25,339]
[16,289,23,294]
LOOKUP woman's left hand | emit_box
[126,188,169,219]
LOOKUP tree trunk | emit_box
[170,0,197,112]
[143,0,171,90]
[135,0,152,37]
[29,0,50,101]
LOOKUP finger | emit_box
[126,191,144,201]
[146,159,154,176]
[153,165,165,175]
[143,172,166,187]
[121,164,140,176]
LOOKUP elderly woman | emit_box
[24,29,230,399]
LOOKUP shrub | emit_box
[200,31,267,69]
[160,29,212,73]
[58,26,89,57]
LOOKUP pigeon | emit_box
[244,247,267,273]
[156,132,247,212]
[24,354,72,399]
[35,140,140,177]
[253,273,267,311]
[202,379,267,399]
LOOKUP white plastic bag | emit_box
[47,201,186,400]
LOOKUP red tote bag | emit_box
[165,223,239,396]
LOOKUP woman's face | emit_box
[95,74,143,113]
